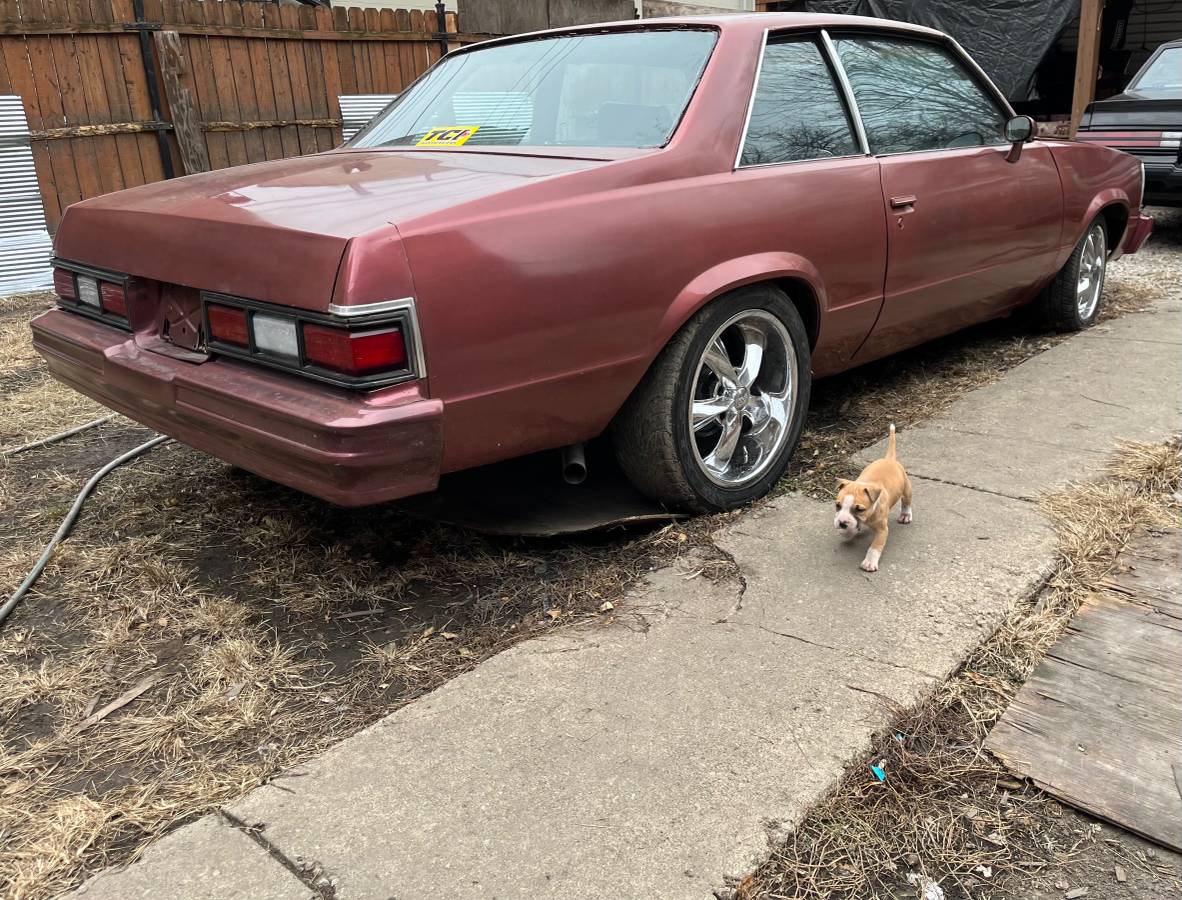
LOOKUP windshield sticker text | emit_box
[416,126,480,147]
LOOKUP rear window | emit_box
[351,29,717,150]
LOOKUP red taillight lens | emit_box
[53,268,76,299]
[207,304,250,347]
[302,324,407,376]
[99,282,127,317]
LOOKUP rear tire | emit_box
[1030,218,1108,332]
[612,285,811,513]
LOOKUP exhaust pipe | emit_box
[561,443,587,485]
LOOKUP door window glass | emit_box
[834,36,1007,154]
[739,39,859,166]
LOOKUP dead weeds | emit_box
[1,226,1177,899]
[737,438,1181,900]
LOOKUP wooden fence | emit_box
[0,0,485,232]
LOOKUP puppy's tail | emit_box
[887,423,897,460]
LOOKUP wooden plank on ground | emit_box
[986,528,1182,852]
[153,30,208,174]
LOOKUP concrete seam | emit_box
[219,809,337,899]
[709,542,748,622]
[911,423,1108,456]
[907,472,1033,503]
[732,620,940,680]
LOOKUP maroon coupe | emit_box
[33,13,1153,511]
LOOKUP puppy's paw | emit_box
[860,558,879,572]
[898,511,912,524]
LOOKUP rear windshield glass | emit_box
[1131,46,1182,92]
[350,29,717,150]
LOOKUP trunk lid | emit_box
[53,150,602,312]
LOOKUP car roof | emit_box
[458,12,947,54]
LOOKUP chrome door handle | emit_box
[890,195,918,209]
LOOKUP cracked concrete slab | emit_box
[71,815,311,900]
[854,294,1182,498]
[208,483,1053,900]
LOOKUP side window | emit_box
[739,38,859,167]
[833,36,1008,155]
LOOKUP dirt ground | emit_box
[1,210,1180,899]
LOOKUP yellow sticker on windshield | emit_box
[416,126,479,147]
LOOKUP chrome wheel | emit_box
[688,310,797,487]
[1076,224,1106,320]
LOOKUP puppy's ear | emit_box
[864,485,881,507]
[835,478,850,490]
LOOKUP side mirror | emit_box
[1004,115,1035,162]
[1004,115,1035,143]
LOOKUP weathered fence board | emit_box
[0,0,482,233]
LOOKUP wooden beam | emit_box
[1070,0,1105,138]
[201,117,342,132]
[154,30,211,175]
[30,121,172,140]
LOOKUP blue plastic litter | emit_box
[870,765,886,782]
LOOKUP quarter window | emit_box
[833,36,1008,155]
[739,38,859,167]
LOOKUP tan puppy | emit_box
[834,424,913,572]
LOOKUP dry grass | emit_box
[739,438,1181,900]
[0,293,108,447]
[0,242,1175,898]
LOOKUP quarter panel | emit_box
[1047,140,1140,252]
[403,156,887,473]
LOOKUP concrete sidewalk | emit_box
[71,294,1182,900]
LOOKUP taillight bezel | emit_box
[51,259,132,329]
[200,292,422,390]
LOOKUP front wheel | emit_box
[1031,218,1108,332]
[612,285,811,513]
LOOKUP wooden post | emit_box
[154,30,211,174]
[1070,0,1105,138]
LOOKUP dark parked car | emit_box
[34,13,1152,512]
[1077,38,1182,206]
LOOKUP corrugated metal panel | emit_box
[339,94,399,142]
[0,95,53,297]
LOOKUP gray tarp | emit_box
[804,0,1079,101]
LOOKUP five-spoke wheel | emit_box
[689,310,796,487]
[612,285,810,512]
[1031,217,1109,332]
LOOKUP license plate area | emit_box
[134,281,210,363]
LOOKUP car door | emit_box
[730,33,888,375]
[831,34,1063,364]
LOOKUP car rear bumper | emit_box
[31,309,444,506]
[1142,162,1182,207]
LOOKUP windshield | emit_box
[1131,46,1182,92]
[350,29,717,150]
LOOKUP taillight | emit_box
[251,312,299,362]
[53,268,76,299]
[207,304,249,347]
[76,275,101,309]
[302,324,407,376]
[100,282,127,317]
[201,293,419,388]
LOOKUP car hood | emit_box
[54,150,603,311]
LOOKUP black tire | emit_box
[612,284,811,513]
[1029,217,1108,332]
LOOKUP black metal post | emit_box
[435,0,449,59]
[131,0,175,179]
